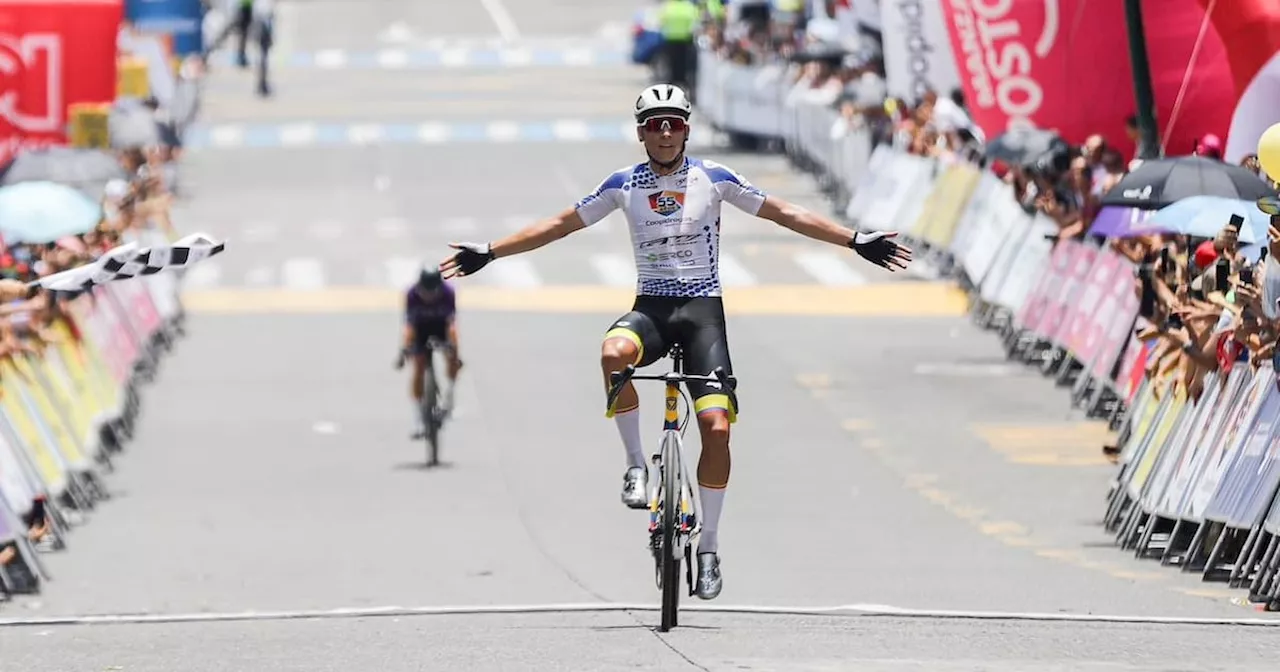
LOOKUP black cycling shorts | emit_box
[409,319,449,357]
[604,295,738,422]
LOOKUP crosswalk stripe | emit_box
[315,49,347,68]
[718,253,757,286]
[281,258,326,290]
[590,254,635,287]
[280,123,318,146]
[210,125,244,147]
[377,50,409,68]
[348,124,384,145]
[182,261,222,289]
[499,48,534,66]
[484,257,541,287]
[384,257,422,288]
[418,123,450,143]
[487,121,521,142]
[794,251,866,286]
[441,48,470,67]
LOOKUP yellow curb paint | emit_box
[795,373,833,389]
[181,283,969,317]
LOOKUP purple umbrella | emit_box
[1088,206,1168,238]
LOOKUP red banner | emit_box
[937,0,1248,160]
[0,0,123,165]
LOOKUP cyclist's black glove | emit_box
[443,241,496,278]
[847,231,912,271]
[394,347,408,370]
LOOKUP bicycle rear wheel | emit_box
[659,431,682,632]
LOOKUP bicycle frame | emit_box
[606,343,737,628]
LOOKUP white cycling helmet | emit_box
[634,84,692,122]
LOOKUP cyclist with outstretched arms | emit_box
[439,84,912,600]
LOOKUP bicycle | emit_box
[605,342,736,632]
[401,337,456,467]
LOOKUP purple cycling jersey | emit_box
[405,283,456,325]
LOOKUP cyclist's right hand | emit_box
[394,349,407,370]
[440,241,495,279]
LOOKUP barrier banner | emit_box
[1016,238,1073,335]
[0,0,125,164]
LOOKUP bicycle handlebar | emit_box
[605,364,737,414]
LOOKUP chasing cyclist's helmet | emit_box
[418,264,443,291]
[634,84,692,170]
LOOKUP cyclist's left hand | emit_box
[848,231,913,271]
[393,349,407,370]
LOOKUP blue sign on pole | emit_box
[126,0,206,56]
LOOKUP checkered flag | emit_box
[28,232,227,295]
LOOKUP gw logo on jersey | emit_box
[648,191,684,216]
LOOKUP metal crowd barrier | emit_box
[699,48,1280,611]
[0,225,186,600]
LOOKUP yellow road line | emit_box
[181,283,969,316]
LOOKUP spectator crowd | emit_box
[698,1,1280,462]
[0,141,181,563]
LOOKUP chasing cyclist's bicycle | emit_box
[399,337,456,467]
[606,342,736,632]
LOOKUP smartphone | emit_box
[1228,214,1244,232]
[1241,266,1255,285]
[1140,275,1157,318]
[1160,248,1171,275]
[1216,259,1231,289]
[1167,313,1184,330]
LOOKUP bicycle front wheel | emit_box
[423,371,440,465]
[659,431,682,632]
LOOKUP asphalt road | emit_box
[3,1,1277,669]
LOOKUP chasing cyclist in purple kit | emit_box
[395,265,463,438]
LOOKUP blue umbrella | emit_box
[0,181,103,245]
[1147,195,1264,245]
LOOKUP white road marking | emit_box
[280,258,326,290]
[794,251,866,286]
[182,261,222,288]
[499,48,533,67]
[564,47,595,66]
[3,602,1276,627]
[440,48,469,67]
[478,0,521,41]
[717,253,757,286]
[314,49,347,69]
[279,123,318,146]
[348,124,384,145]
[417,123,451,143]
[210,125,244,147]
[487,121,520,142]
[384,257,423,288]
[376,49,409,69]
[484,257,541,287]
[590,254,635,287]
[553,120,591,142]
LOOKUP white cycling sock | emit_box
[698,485,725,554]
[615,407,645,469]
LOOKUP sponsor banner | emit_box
[878,0,962,103]
[0,0,124,164]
